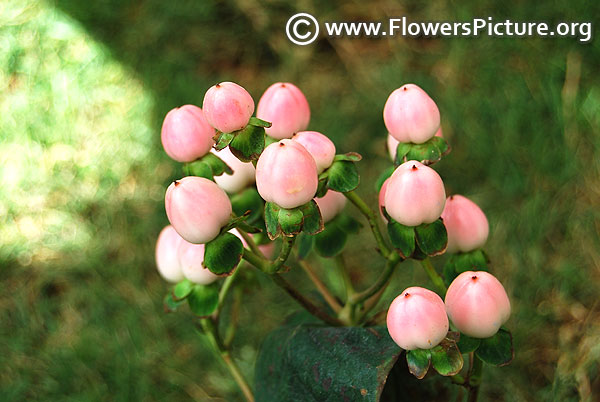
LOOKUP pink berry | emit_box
[155,225,185,283]
[178,240,219,284]
[257,82,310,139]
[384,161,446,226]
[387,287,449,350]
[315,190,346,223]
[161,105,215,162]
[387,127,443,161]
[211,147,256,193]
[441,195,489,253]
[445,271,511,338]
[255,139,318,209]
[292,131,336,173]
[383,84,441,144]
[165,177,232,244]
[202,82,255,133]
[378,178,390,222]
[435,127,443,138]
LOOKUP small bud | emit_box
[315,190,346,223]
[161,105,215,162]
[387,287,449,350]
[178,240,219,285]
[211,147,256,193]
[383,84,441,144]
[165,176,232,244]
[384,161,446,226]
[292,131,336,173]
[255,139,318,209]
[202,82,255,133]
[445,271,511,338]
[155,225,185,283]
[257,82,310,139]
[441,195,489,253]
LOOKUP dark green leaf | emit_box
[229,124,265,162]
[214,131,235,150]
[415,219,447,256]
[430,339,464,376]
[278,207,304,236]
[203,233,243,275]
[299,200,324,235]
[173,279,194,300]
[314,223,347,258]
[248,116,272,128]
[475,328,514,366]
[333,152,362,162]
[457,333,481,354]
[183,161,213,180]
[230,188,264,224]
[296,233,314,260]
[164,293,185,313]
[327,160,359,192]
[336,214,362,234]
[187,283,219,317]
[406,349,431,379]
[264,202,281,240]
[255,325,402,402]
[387,219,416,259]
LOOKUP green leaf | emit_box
[406,349,431,379]
[278,207,304,236]
[457,333,481,354]
[203,233,243,275]
[299,200,324,235]
[430,338,464,376]
[187,283,219,317]
[327,160,359,192]
[387,219,415,259]
[336,214,362,234]
[214,131,235,151]
[296,233,314,260]
[183,161,213,180]
[201,152,234,176]
[415,219,447,256]
[163,293,185,313]
[255,325,402,402]
[264,202,281,240]
[475,328,514,366]
[314,222,347,258]
[173,279,194,300]
[248,116,272,128]
[333,152,362,162]
[230,188,264,224]
[229,124,265,162]
[316,177,328,198]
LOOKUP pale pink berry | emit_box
[211,147,256,193]
[165,177,232,244]
[445,271,511,338]
[178,241,219,284]
[384,161,446,226]
[435,127,443,138]
[441,195,489,253]
[202,82,255,133]
[315,190,346,223]
[292,131,336,173]
[257,82,310,139]
[255,139,318,209]
[387,127,443,160]
[161,105,215,162]
[387,287,449,350]
[383,84,441,144]
[378,178,390,222]
[155,225,185,283]
[230,229,275,259]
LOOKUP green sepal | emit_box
[201,152,234,176]
[278,207,304,236]
[187,283,220,317]
[298,200,324,235]
[315,177,328,198]
[430,136,450,156]
[264,201,324,240]
[229,124,265,162]
[387,218,416,259]
[333,152,362,162]
[264,202,281,240]
[163,293,185,313]
[430,337,464,376]
[442,249,489,286]
[203,232,243,276]
[394,136,451,166]
[326,160,359,192]
[173,279,194,300]
[414,218,448,256]
[248,116,272,128]
[214,131,235,151]
[406,349,431,379]
[230,188,264,225]
[475,328,514,367]
[457,333,481,354]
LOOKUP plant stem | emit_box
[420,257,447,295]
[467,354,483,402]
[298,259,342,313]
[216,265,241,316]
[350,253,401,305]
[200,318,255,402]
[237,228,266,259]
[242,248,268,271]
[335,254,355,300]
[267,236,295,274]
[344,191,392,258]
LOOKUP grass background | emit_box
[1,0,599,400]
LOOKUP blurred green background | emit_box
[1,0,599,400]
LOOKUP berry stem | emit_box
[267,236,295,274]
[237,227,267,259]
[343,191,392,258]
[420,257,447,295]
[298,258,342,313]
[335,253,355,301]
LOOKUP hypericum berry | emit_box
[445,271,511,338]
[178,241,219,285]
[165,177,232,244]
[383,84,441,144]
[292,131,336,173]
[387,287,449,350]
[387,127,442,160]
[384,161,446,226]
[441,195,489,253]
[202,82,255,133]
[257,82,310,139]
[161,105,215,162]
[255,139,318,209]
[378,177,390,222]
[211,147,256,193]
[315,190,346,223]
[155,225,185,283]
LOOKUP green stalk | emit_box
[344,191,392,258]
[419,257,447,295]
